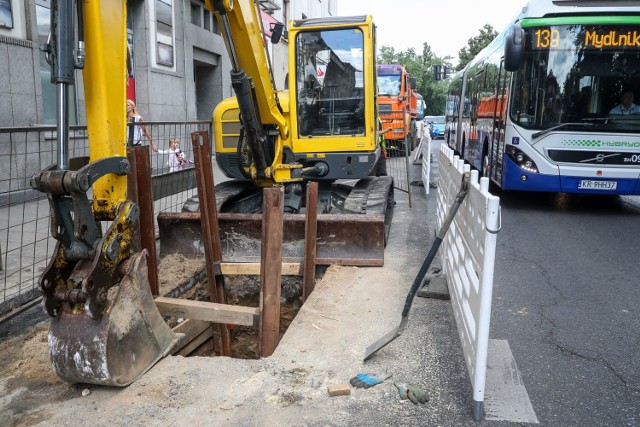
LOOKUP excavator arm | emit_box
[206,0,293,183]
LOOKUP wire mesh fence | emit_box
[0,121,211,317]
[378,110,413,207]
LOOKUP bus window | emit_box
[510,24,640,133]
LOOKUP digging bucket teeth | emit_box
[48,252,180,387]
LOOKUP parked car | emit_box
[424,115,445,139]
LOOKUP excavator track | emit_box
[158,177,394,266]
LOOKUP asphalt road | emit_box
[488,190,640,425]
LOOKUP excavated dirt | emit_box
[225,274,304,359]
[157,254,207,296]
[0,323,81,427]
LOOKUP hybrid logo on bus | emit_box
[562,139,640,148]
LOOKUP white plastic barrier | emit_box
[436,144,501,421]
[419,134,431,195]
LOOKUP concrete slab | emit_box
[417,274,450,300]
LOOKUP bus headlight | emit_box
[507,146,539,173]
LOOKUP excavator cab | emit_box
[212,9,382,193]
[31,0,178,386]
[295,28,366,137]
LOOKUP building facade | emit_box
[0,0,338,127]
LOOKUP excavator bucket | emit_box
[48,252,180,387]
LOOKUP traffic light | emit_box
[433,64,448,80]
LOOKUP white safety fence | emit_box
[418,133,431,195]
[436,144,501,421]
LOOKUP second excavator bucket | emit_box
[48,252,180,387]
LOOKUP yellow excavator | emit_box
[32,0,392,386]
[209,0,389,212]
[163,2,394,265]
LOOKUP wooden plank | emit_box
[260,187,284,357]
[170,319,211,356]
[303,182,318,302]
[155,297,259,326]
[176,327,214,357]
[191,130,230,356]
[220,262,302,276]
[135,146,160,296]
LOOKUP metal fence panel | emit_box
[378,110,413,207]
[0,121,211,317]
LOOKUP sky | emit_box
[339,0,524,64]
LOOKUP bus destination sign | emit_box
[530,26,640,51]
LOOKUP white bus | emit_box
[444,0,640,194]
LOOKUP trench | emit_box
[158,254,324,359]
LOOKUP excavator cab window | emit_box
[296,28,365,137]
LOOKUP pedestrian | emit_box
[126,99,158,151]
[162,137,191,172]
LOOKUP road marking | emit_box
[484,339,539,423]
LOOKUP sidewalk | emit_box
[1,141,480,426]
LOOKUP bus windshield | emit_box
[510,24,640,134]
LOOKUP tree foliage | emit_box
[456,24,498,71]
[376,24,498,115]
[377,42,453,115]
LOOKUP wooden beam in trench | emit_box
[221,262,302,276]
[259,187,284,358]
[155,297,259,327]
[171,319,212,356]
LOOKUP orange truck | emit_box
[377,64,419,151]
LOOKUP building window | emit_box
[155,0,174,67]
[203,9,211,31]
[190,2,218,34]
[36,0,77,124]
[0,0,14,29]
[190,2,201,27]
[211,12,220,34]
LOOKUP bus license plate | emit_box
[578,180,617,190]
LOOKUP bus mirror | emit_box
[504,23,524,72]
[410,76,417,90]
[270,22,285,44]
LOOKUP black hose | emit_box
[400,173,470,319]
